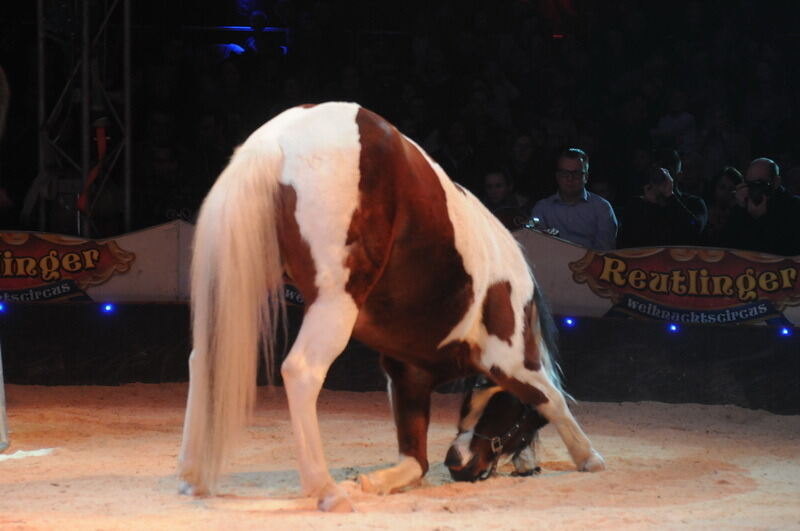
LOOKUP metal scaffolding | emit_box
[33,0,131,237]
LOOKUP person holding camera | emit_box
[719,158,800,256]
[616,165,702,249]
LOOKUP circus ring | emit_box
[0,223,798,528]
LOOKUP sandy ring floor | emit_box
[1,383,798,530]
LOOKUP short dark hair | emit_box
[556,147,589,172]
[637,165,671,190]
[719,166,743,186]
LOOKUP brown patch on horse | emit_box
[482,281,514,345]
[349,107,475,363]
[489,366,549,405]
[521,300,541,371]
[298,103,317,109]
[278,183,319,308]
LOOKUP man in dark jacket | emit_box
[617,166,701,248]
[720,158,800,256]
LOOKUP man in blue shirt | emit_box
[531,148,618,250]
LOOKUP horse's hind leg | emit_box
[491,368,605,472]
[281,295,359,512]
[359,357,434,494]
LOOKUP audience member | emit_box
[704,166,743,247]
[481,170,531,231]
[617,166,702,248]
[531,148,618,250]
[652,148,709,232]
[5,1,799,248]
[719,158,800,256]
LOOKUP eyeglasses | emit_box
[556,169,586,179]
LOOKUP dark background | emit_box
[2,1,800,235]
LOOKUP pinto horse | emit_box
[178,102,604,512]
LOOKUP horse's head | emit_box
[445,377,549,482]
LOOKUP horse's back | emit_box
[267,103,531,364]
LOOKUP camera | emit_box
[524,217,560,237]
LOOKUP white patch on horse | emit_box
[270,102,363,298]
[359,455,423,495]
[246,102,367,509]
[449,430,475,468]
[459,386,503,432]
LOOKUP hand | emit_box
[734,183,749,208]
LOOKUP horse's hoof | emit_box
[579,451,606,472]
[318,490,354,513]
[358,473,389,495]
[358,473,376,493]
[179,480,208,496]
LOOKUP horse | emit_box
[178,102,604,512]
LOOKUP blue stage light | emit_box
[0,302,5,312]
[667,323,680,333]
[562,317,576,328]
[779,327,792,337]
[102,303,115,314]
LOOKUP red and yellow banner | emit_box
[570,248,800,324]
[0,233,135,302]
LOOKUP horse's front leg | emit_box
[359,356,434,495]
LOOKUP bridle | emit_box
[471,404,534,457]
[468,376,534,458]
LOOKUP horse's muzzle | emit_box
[445,446,491,482]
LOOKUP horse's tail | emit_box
[532,285,572,400]
[178,142,285,494]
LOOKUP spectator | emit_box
[507,132,552,203]
[531,147,618,250]
[481,170,531,231]
[652,148,709,232]
[617,166,702,248]
[705,166,743,247]
[719,158,800,256]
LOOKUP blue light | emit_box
[102,303,115,314]
[667,323,680,333]
[562,317,576,328]
[0,302,5,312]
[779,327,792,337]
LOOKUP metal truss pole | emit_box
[35,0,132,237]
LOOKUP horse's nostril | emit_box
[444,446,463,469]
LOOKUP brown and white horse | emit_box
[178,102,604,512]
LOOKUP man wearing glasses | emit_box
[530,147,618,250]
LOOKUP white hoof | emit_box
[579,450,606,472]
[318,484,355,513]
